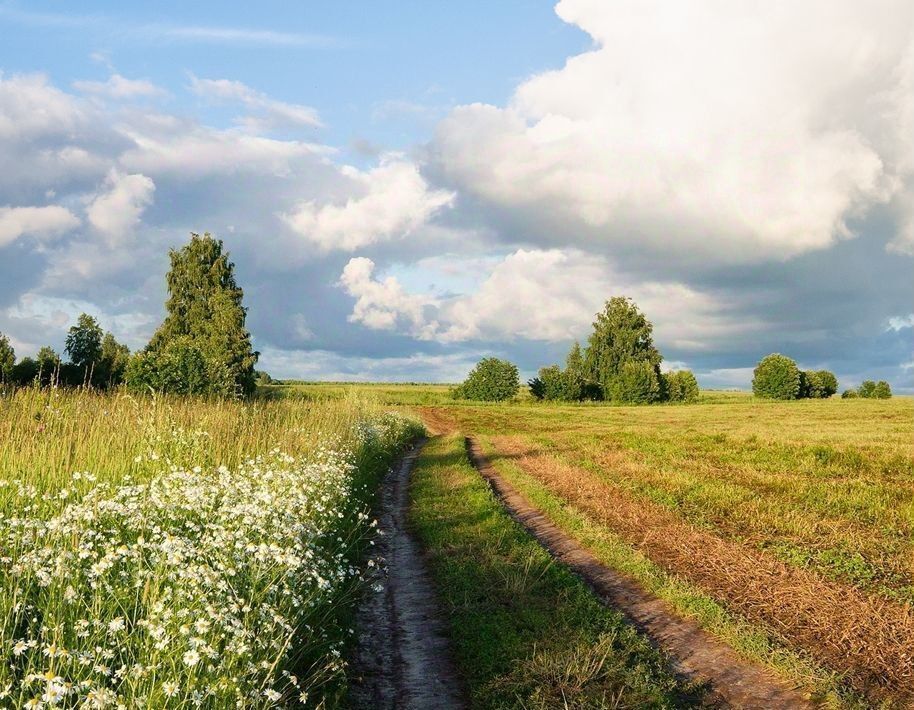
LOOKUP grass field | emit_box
[412,394,914,706]
[0,386,421,708]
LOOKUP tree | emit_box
[814,370,838,398]
[0,332,14,383]
[841,388,859,399]
[873,381,892,399]
[609,360,663,403]
[563,342,588,401]
[666,370,700,403]
[36,346,61,386]
[752,353,801,400]
[858,380,877,398]
[147,233,258,396]
[65,313,103,383]
[537,365,567,401]
[96,333,130,387]
[584,297,662,400]
[10,357,38,386]
[453,357,519,401]
[528,376,546,400]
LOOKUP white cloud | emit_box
[189,75,321,130]
[0,73,86,140]
[0,205,80,247]
[73,73,166,99]
[887,314,914,331]
[283,156,455,251]
[432,0,914,263]
[339,257,439,335]
[339,248,752,347]
[86,170,155,243]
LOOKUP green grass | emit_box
[409,434,701,709]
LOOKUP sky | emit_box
[0,0,912,392]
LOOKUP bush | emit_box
[841,388,859,399]
[125,339,235,396]
[665,370,700,403]
[609,360,662,404]
[453,358,519,402]
[752,353,801,400]
[9,358,38,386]
[858,380,876,398]
[873,381,892,399]
[528,377,545,400]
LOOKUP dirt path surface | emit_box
[348,441,466,710]
[466,436,816,710]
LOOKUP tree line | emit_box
[453,297,893,403]
[0,233,260,397]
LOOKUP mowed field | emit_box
[407,393,914,707]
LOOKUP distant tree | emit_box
[666,370,700,403]
[96,333,130,387]
[36,346,61,386]
[873,381,892,399]
[814,370,838,398]
[10,357,38,386]
[752,353,801,400]
[537,365,567,401]
[453,357,519,401]
[65,313,103,384]
[563,342,588,401]
[857,380,877,398]
[583,297,663,402]
[609,360,663,404]
[0,332,14,383]
[528,376,546,400]
[254,370,273,386]
[840,388,859,399]
[147,233,258,396]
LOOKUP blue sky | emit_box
[1,1,912,391]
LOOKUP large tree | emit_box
[584,297,662,401]
[147,233,258,395]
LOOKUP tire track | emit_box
[465,436,816,710]
[348,441,466,709]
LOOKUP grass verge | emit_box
[409,434,701,709]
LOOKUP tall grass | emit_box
[0,386,422,707]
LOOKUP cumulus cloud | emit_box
[0,205,80,247]
[283,156,455,251]
[432,0,914,263]
[189,75,321,130]
[86,170,155,243]
[339,257,439,336]
[339,248,751,347]
[73,73,167,99]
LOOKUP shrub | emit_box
[609,360,662,404]
[453,358,520,401]
[528,377,546,400]
[666,370,700,403]
[125,338,235,396]
[873,381,892,399]
[858,380,877,398]
[841,388,859,399]
[752,353,801,400]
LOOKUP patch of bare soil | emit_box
[467,436,823,709]
[483,436,914,704]
[348,442,466,709]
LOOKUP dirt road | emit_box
[348,441,466,709]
